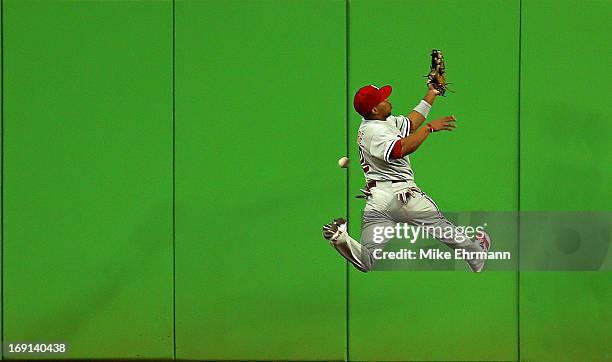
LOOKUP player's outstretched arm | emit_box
[392,116,456,158]
[407,84,439,132]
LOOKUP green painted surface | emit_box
[174,0,347,360]
[519,1,612,361]
[347,1,519,360]
[3,0,173,359]
[0,5,2,360]
[0,0,608,360]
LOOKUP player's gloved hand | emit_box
[428,115,456,132]
[427,83,440,95]
[426,49,449,96]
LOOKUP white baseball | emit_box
[338,156,349,168]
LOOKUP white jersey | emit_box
[357,115,414,183]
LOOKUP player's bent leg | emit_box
[390,187,493,272]
[427,217,491,272]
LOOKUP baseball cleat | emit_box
[470,231,492,273]
[476,231,491,252]
[322,218,347,242]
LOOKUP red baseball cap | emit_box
[353,84,392,117]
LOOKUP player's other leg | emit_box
[390,187,492,272]
[322,186,398,272]
[322,213,396,273]
[322,217,368,272]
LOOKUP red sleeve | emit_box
[390,139,402,159]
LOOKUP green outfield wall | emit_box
[2,0,174,359]
[174,0,347,360]
[0,0,610,361]
[519,1,611,361]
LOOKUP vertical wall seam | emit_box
[172,0,176,360]
[1,0,4,358]
[344,1,350,361]
[517,0,522,361]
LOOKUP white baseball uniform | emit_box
[331,114,487,272]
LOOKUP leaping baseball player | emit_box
[322,52,491,272]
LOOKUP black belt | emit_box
[366,180,406,189]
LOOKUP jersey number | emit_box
[358,147,370,174]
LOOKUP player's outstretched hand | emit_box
[429,115,456,132]
[427,83,440,95]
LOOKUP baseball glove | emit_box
[426,49,449,96]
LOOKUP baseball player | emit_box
[323,84,491,272]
